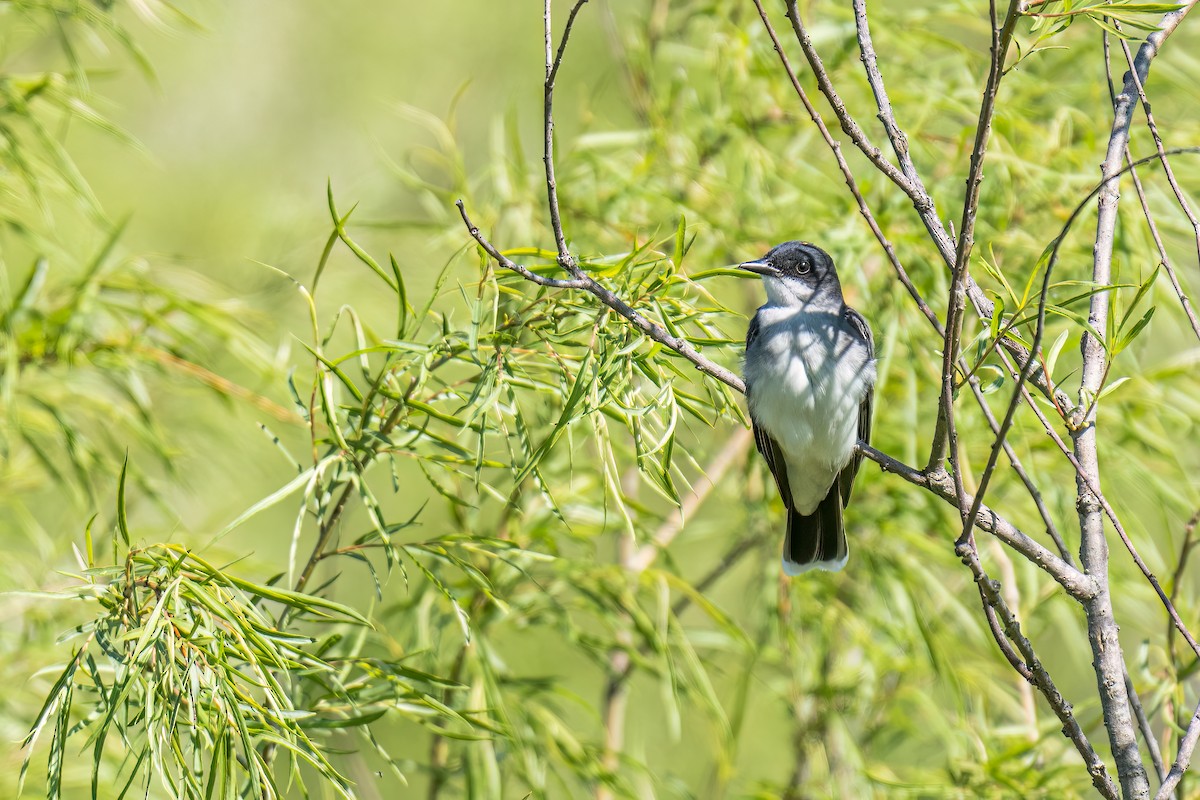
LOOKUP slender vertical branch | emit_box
[752,0,943,333]
[929,0,1024,473]
[1114,34,1200,343]
[543,0,591,270]
[850,0,954,257]
[1071,8,1199,797]
[783,0,1074,413]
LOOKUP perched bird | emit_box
[741,241,876,575]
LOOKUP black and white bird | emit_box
[741,241,876,575]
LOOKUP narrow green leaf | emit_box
[116,453,131,548]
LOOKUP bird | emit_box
[740,241,876,575]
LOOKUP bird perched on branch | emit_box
[741,241,876,575]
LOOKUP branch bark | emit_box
[1078,5,1198,796]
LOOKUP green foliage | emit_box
[11,0,1200,798]
[21,542,368,799]
[1,1,274,506]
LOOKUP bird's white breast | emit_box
[745,306,875,514]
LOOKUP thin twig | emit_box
[929,5,1030,752]
[1126,668,1170,789]
[544,0,591,268]
[1115,34,1200,342]
[782,1,918,195]
[990,541,1039,733]
[931,0,1023,474]
[851,0,930,194]
[458,201,746,391]
[780,0,1074,414]
[751,0,943,333]
[457,203,589,289]
[1167,509,1200,668]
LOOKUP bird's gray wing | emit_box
[838,305,874,506]
[746,314,795,513]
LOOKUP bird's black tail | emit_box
[782,484,847,575]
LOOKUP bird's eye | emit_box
[797,258,811,274]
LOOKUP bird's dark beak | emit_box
[739,260,779,277]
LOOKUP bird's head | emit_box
[739,240,842,308]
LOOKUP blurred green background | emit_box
[5,0,1200,797]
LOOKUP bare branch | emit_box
[751,0,943,333]
[955,541,1120,800]
[1076,6,1198,794]
[930,0,1024,473]
[1126,669,1170,788]
[458,201,590,289]
[544,0,591,268]
[851,0,938,200]
[781,1,916,195]
[859,444,1095,599]
[1161,510,1200,800]
[1114,34,1200,342]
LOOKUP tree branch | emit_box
[858,444,1094,599]
[955,540,1119,799]
[784,0,1075,414]
[1075,6,1198,795]
[751,0,943,333]
[930,0,1023,473]
[1114,33,1200,343]
[544,0,591,269]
